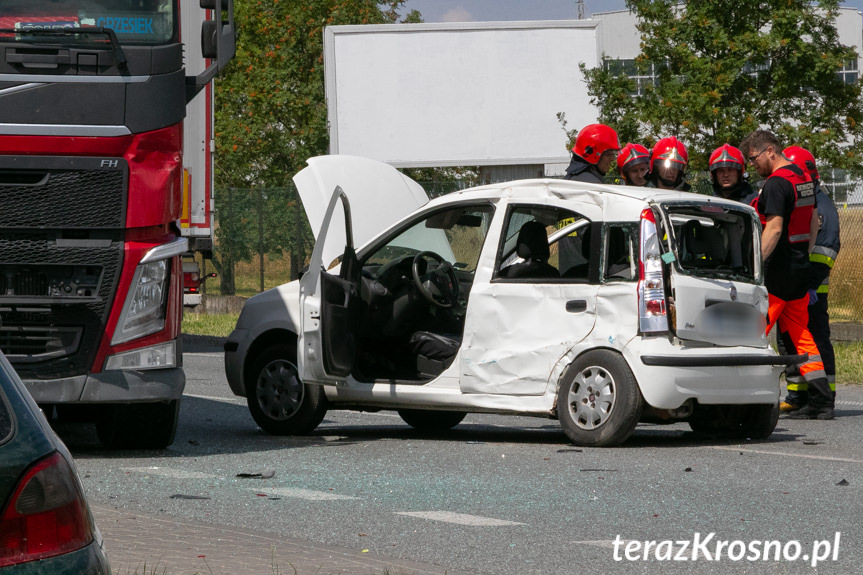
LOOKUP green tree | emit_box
[580,0,863,172]
[213,0,421,294]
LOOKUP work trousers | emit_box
[768,293,833,407]
[778,293,836,398]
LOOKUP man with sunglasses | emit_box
[740,130,833,420]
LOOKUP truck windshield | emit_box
[0,1,176,45]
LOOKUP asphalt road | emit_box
[54,346,863,575]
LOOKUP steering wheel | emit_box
[412,251,460,308]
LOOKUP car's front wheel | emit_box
[557,350,643,447]
[246,343,327,435]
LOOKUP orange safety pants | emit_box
[767,293,826,383]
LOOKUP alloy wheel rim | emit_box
[568,366,616,430]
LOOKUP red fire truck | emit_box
[0,0,234,448]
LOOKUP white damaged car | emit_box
[224,155,799,446]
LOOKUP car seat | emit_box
[408,331,461,378]
[499,221,558,279]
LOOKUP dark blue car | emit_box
[0,351,110,573]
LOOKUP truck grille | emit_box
[0,156,127,229]
[0,327,82,361]
[0,156,126,380]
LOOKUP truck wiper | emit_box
[0,26,128,71]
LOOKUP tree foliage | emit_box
[212,0,420,293]
[580,0,863,171]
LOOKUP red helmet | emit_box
[783,146,819,181]
[709,144,745,173]
[650,137,688,172]
[573,124,620,165]
[617,143,650,178]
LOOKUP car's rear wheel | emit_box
[398,409,466,431]
[246,343,327,435]
[96,400,180,449]
[557,350,643,447]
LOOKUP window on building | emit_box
[604,59,665,96]
[837,58,858,84]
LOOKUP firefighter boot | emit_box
[787,377,834,420]
[780,375,807,412]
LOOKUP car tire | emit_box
[246,343,327,435]
[398,409,466,431]
[96,400,180,449]
[557,350,643,447]
[689,403,778,439]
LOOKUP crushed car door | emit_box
[298,186,362,385]
[659,200,769,347]
[459,203,602,395]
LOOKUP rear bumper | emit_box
[22,367,185,403]
[6,537,110,575]
[183,293,203,307]
[626,338,784,410]
[640,353,807,367]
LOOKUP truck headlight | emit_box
[112,260,170,345]
[105,341,177,370]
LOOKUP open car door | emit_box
[294,156,429,385]
[298,187,361,384]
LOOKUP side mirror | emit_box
[186,0,236,102]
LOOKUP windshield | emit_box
[0,0,176,45]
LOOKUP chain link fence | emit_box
[203,173,862,321]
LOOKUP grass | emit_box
[181,311,239,338]
[835,341,863,384]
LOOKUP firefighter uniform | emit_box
[779,183,841,405]
[755,164,834,419]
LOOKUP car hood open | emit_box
[293,155,430,267]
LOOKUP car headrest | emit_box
[516,221,550,262]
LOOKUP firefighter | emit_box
[709,144,756,204]
[777,146,841,412]
[647,136,690,190]
[564,123,620,183]
[741,129,833,420]
[617,143,650,186]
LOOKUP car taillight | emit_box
[638,208,668,333]
[0,452,94,567]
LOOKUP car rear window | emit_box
[665,205,758,282]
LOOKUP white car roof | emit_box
[418,177,749,215]
[294,156,755,265]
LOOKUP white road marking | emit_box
[252,487,358,501]
[123,466,216,479]
[184,392,246,405]
[396,511,524,526]
[710,446,863,463]
[837,399,863,407]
